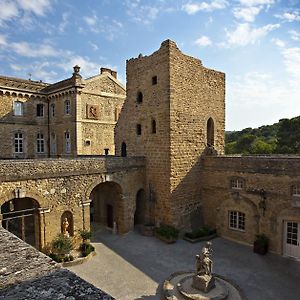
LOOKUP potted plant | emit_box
[253,234,269,255]
[50,233,73,262]
[155,224,179,243]
[79,229,94,257]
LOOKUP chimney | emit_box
[100,67,117,79]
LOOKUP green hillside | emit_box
[225,116,300,155]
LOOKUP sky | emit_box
[0,0,299,131]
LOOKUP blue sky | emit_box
[0,0,299,130]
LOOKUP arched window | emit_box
[137,91,143,104]
[207,117,214,146]
[151,119,156,134]
[121,142,127,157]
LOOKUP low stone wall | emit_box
[0,227,114,299]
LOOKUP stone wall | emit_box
[0,157,146,249]
[200,155,300,255]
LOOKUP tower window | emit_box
[50,104,55,117]
[207,117,214,146]
[121,142,127,157]
[136,124,142,135]
[152,76,157,85]
[36,104,44,117]
[64,100,71,115]
[151,119,156,134]
[65,131,71,154]
[137,92,143,104]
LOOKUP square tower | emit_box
[115,40,225,229]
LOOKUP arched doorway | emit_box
[207,117,214,146]
[134,189,146,226]
[89,182,122,230]
[1,197,40,249]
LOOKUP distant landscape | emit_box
[225,116,300,155]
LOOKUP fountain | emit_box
[162,242,242,300]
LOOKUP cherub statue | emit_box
[62,217,70,237]
[195,241,213,276]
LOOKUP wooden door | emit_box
[284,221,300,260]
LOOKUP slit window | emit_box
[137,92,143,104]
[136,124,142,135]
[152,76,157,85]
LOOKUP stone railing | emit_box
[0,156,146,182]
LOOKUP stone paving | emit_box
[67,227,300,300]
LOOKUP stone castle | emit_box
[0,40,299,261]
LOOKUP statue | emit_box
[62,217,70,237]
[196,241,213,276]
[192,241,215,293]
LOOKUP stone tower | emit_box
[115,40,225,229]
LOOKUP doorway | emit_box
[283,221,300,260]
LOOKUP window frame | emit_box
[13,101,24,116]
[228,211,245,232]
[36,133,45,153]
[36,103,44,117]
[64,100,71,115]
[50,104,55,117]
[231,178,244,190]
[65,131,71,154]
[292,185,300,197]
[14,132,24,153]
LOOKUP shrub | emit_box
[79,229,92,243]
[80,243,95,257]
[185,226,216,239]
[155,224,179,240]
[51,233,73,256]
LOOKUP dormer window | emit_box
[13,101,23,116]
[231,178,244,190]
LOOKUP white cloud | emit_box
[182,0,228,14]
[0,34,7,46]
[16,0,52,16]
[289,30,300,41]
[58,12,69,33]
[275,11,300,22]
[11,41,59,57]
[281,47,300,79]
[233,6,262,22]
[239,0,274,6]
[84,15,98,27]
[224,23,280,47]
[0,0,19,24]
[272,38,285,48]
[194,36,212,46]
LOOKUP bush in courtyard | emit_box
[80,243,95,257]
[184,226,216,239]
[51,233,73,256]
[155,224,179,240]
[79,229,92,243]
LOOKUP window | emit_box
[64,100,71,115]
[207,117,214,146]
[136,124,142,135]
[231,178,244,190]
[292,185,300,196]
[151,119,156,134]
[14,133,23,153]
[229,211,245,231]
[36,133,45,153]
[121,142,127,157]
[13,101,23,116]
[65,131,71,154]
[36,104,44,117]
[137,92,143,104]
[104,148,109,156]
[50,104,55,117]
[152,76,157,85]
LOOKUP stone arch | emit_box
[134,189,146,226]
[217,194,259,243]
[206,117,214,147]
[88,180,124,232]
[61,211,74,237]
[1,195,41,249]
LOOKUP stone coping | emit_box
[61,250,96,267]
[183,233,217,243]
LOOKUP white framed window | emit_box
[36,103,44,117]
[292,185,300,196]
[64,100,71,115]
[65,131,71,154]
[229,211,245,231]
[231,178,244,190]
[36,133,45,153]
[50,104,55,117]
[14,132,23,153]
[13,101,24,116]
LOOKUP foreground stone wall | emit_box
[0,227,114,299]
[201,155,300,255]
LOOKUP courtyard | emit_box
[67,227,300,300]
